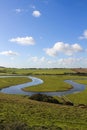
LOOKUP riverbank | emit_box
[23,75,72,92]
[23,75,86,93]
[0,75,86,97]
[0,76,32,90]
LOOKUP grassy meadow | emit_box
[0,77,32,90]
[0,67,75,75]
[23,75,87,92]
[0,93,87,130]
[0,68,87,130]
[23,75,72,92]
[66,78,87,105]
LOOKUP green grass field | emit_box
[0,77,31,90]
[0,93,87,130]
[23,75,72,92]
[23,75,87,92]
[0,68,87,130]
[0,68,75,75]
[66,78,87,105]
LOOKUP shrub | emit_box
[63,101,74,106]
[78,104,87,108]
[29,94,59,104]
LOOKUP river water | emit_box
[0,76,86,96]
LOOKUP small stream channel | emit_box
[0,76,86,96]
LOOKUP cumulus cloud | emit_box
[0,50,19,56]
[44,42,83,56]
[56,57,87,68]
[79,30,87,39]
[58,58,80,65]
[32,10,41,17]
[9,36,35,45]
[54,57,85,67]
[28,56,87,68]
[28,56,52,68]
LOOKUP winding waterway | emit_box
[0,76,86,96]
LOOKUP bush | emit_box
[29,94,59,104]
[63,101,73,106]
[78,104,87,108]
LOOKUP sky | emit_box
[0,0,87,68]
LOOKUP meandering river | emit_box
[0,76,86,96]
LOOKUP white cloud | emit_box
[32,10,41,17]
[56,57,87,68]
[15,8,23,13]
[44,48,57,57]
[58,58,78,65]
[9,36,35,46]
[28,56,51,68]
[28,56,87,68]
[44,42,83,56]
[79,30,87,39]
[0,50,19,56]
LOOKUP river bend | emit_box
[0,76,86,96]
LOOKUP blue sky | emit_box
[0,0,87,68]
